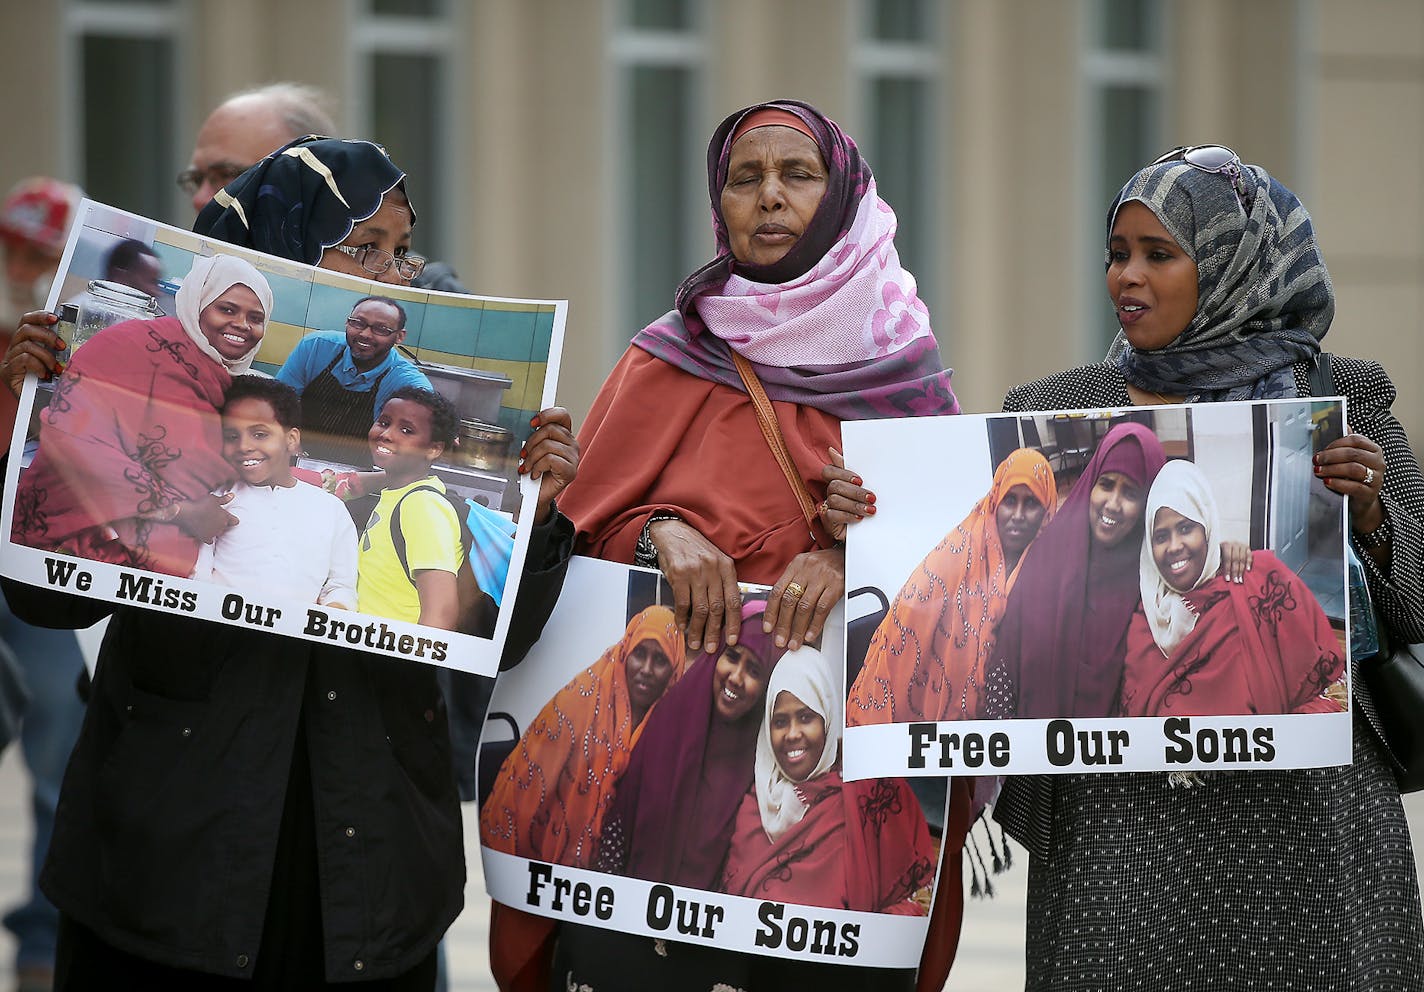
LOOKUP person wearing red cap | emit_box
[0,175,84,992]
[0,177,81,447]
[0,178,81,333]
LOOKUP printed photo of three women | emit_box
[477,557,949,965]
[841,400,1351,776]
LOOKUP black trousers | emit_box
[53,721,437,991]
[551,924,915,992]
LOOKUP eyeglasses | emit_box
[346,315,402,338]
[1151,144,1252,212]
[328,244,427,281]
[176,162,252,197]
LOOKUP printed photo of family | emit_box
[846,402,1349,730]
[479,559,941,921]
[2,200,563,668]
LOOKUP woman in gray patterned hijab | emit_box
[1104,153,1333,401]
[998,147,1424,991]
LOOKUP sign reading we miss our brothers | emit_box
[840,400,1354,780]
[1,199,566,676]
[477,557,949,969]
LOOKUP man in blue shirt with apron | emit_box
[276,295,431,465]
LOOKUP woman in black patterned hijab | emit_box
[196,135,423,284]
[0,132,578,992]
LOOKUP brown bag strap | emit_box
[731,350,828,549]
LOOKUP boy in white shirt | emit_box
[194,376,358,607]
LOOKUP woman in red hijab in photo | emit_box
[594,599,788,889]
[984,422,1251,721]
[984,423,1167,720]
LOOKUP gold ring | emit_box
[818,499,830,516]
[1363,467,1376,486]
[785,581,806,600]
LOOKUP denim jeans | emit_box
[0,592,87,973]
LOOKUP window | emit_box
[1081,0,1167,351]
[353,0,454,262]
[854,0,942,313]
[627,0,694,31]
[611,0,707,340]
[67,1,182,222]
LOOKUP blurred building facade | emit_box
[1,0,1420,453]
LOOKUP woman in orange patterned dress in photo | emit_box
[479,605,685,868]
[849,447,1056,725]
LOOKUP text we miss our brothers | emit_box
[39,555,458,663]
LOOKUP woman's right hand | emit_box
[2,311,67,397]
[648,517,741,655]
[170,492,238,543]
[819,447,876,542]
[521,406,579,525]
[1217,540,1251,583]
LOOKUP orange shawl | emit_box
[479,605,686,867]
[849,448,1056,724]
[557,348,842,585]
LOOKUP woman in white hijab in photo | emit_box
[1120,458,1345,718]
[11,252,273,576]
[720,645,937,918]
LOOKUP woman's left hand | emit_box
[3,311,66,397]
[763,546,844,652]
[819,447,876,542]
[1315,433,1386,533]
[520,407,579,524]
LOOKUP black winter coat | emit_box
[2,507,571,981]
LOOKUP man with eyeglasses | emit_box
[177,83,337,217]
[275,294,432,465]
[181,86,472,305]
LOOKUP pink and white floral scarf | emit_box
[634,99,957,421]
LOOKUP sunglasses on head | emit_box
[1152,144,1252,212]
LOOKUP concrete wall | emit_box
[1308,0,1424,450]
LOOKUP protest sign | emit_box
[478,556,948,968]
[842,401,1352,777]
[1,199,566,676]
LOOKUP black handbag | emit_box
[1310,352,1424,792]
[1367,622,1424,793]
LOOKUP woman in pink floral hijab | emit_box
[635,98,957,420]
[531,100,968,992]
